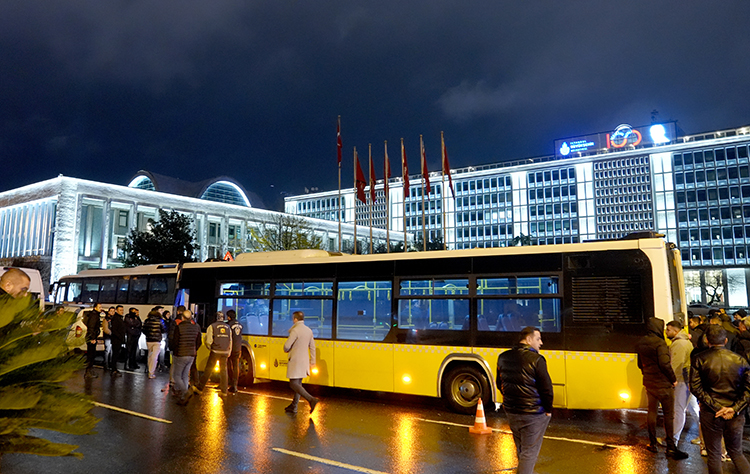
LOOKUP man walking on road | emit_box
[170,309,201,406]
[283,311,319,414]
[691,324,750,474]
[496,326,553,474]
[635,317,688,459]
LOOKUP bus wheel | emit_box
[442,365,491,415]
[237,348,254,387]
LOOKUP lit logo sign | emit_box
[555,122,674,157]
[607,124,642,148]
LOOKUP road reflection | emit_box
[196,394,227,473]
[391,415,417,474]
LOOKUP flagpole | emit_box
[337,116,342,252]
[385,140,390,254]
[353,147,358,255]
[441,131,447,251]
[401,138,408,253]
[369,143,373,255]
[420,135,427,252]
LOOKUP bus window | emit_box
[116,278,130,304]
[99,278,117,302]
[130,276,148,304]
[219,282,271,296]
[272,299,332,338]
[67,281,82,302]
[478,298,561,333]
[397,299,470,330]
[149,276,176,305]
[275,281,333,297]
[336,281,392,341]
[80,280,100,303]
[217,297,269,335]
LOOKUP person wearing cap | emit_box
[194,312,232,397]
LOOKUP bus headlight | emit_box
[619,391,630,402]
[402,374,412,384]
[311,367,319,375]
[260,362,267,370]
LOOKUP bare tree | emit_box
[248,214,324,252]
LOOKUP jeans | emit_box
[104,338,112,369]
[673,382,699,445]
[146,342,160,377]
[504,411,551,474]
[173,356,194,402]
[646,387,676,449]
[198,352,228,394]
[227,351,241,391]
[289,378,315,407]
[701,408,750,474]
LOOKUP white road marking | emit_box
[92,402,172,424]
[414,418,625,449]
[272,448,389,474]
[237,389,293,401]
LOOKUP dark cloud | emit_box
[2,1,750,209]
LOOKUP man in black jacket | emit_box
[635,317,688,459]
[124,308,142,370]
[83,303,103,379]
[108,305,126,376]
[691,325,750,474]
[496,327,553,474]
[143,310,165,379]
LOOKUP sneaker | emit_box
[691,438,702,445]
[228,387,237,393]
[645,444,659,453]
[284,404,297,413]
[701,449,708,457]
[218,391,228,398]
[722,454,731,462]
[309,398,319,414]
[191,385,203,395]
[84,371,98,379]
[148,374,156,379]
[666,448,689,460]
[111,370,122,377]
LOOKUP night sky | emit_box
[3,1,750,210]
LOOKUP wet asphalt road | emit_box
[0,365,744,474]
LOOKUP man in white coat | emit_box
[283,311,319,414]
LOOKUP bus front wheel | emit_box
[442,365,492,415]
[238,348,254,387]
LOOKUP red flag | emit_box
[441,132,455,199]
[384,141,391,195]
[401,139,409,197]
[355,149,367,204]
[337,116,342,165]
[420,135,431,194]
[369,149,377,203]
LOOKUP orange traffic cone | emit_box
[469,399,493,434]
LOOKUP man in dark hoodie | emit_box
[635,317,688,460]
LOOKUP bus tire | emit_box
[237,348,254,387]
[442,365,492,415]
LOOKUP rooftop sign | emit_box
[555,122,676,158]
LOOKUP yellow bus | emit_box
[178,232,686,414]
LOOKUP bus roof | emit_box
[57,264,179,281]
[182,236,670,270]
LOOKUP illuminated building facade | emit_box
[285,122,750,308]
[0,171,392,287]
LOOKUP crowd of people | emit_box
[637,308,750,474]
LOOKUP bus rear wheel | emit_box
[442,365,492,415]
[237,348,254,387]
